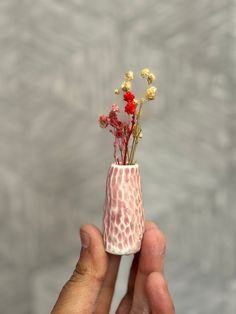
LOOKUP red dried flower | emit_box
[123,91,135,102]
[99,115,109,128]
[124,101,136,115]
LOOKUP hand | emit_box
[51,221,175,314]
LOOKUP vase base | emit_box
[105,247,141,255]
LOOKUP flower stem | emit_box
[128,137,135,164]
[123,114,135,165]
[129,102,143,164]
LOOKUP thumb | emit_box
[51,224,108,314]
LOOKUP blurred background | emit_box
[0,0,235,313]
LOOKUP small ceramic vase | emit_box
[103,163,145,255]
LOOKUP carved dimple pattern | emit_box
[103,164,145,255]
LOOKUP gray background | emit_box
[0,0,235,313]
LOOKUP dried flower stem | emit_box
[129,102,143,164]
[128,137,135,164]
[123,114,135,165]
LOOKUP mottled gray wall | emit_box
[0,0,235,313]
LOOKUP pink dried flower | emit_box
[112,103,120,112]
[115,122,125,138]
[109,111,119,128]
[99,115,109,128]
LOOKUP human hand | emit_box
[51,221,175,314]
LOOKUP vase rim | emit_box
[111,163,139,168]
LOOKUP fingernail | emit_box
[80,230,90,249]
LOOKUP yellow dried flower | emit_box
[147,73,156,84]
[140,68,150,78]
[145,86,157,100]
[132,124,141,137]
[132,124,143,139]
[133,98,139,105]
[125,70,134,81]
[121,80,131,91]
[114,88,120,95]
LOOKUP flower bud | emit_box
[114,88,120,95]
[147,73,156,84]
[121,81,131,91]
[132,124,141,137]
[124,101,136,115]
[145,86,157,100]
[99,115,109,128]
[123,91,135,102]
[125,70,134,81]
[112,103,119,112]
[140,68,150,78]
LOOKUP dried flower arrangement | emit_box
[99,68,157,165]
[99,68,157,255]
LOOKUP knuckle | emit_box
[130,304,149,314]
[75,260,89,277]
[92,271,106,284]
[71,260,105,284]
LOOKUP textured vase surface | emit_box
[103,163,145,255]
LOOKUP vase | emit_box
[103,163,145,255]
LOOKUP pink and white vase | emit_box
[103,163,145,255]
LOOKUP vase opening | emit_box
[111,162,138,168]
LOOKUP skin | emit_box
[51,221,175,314]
